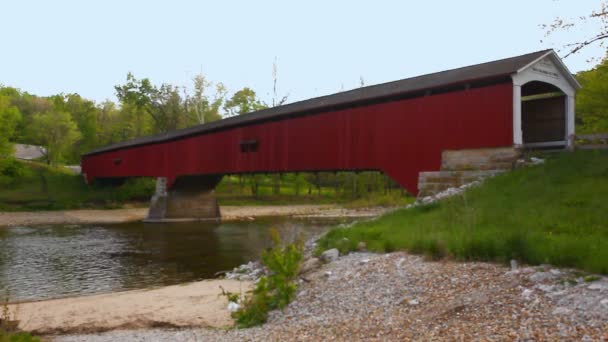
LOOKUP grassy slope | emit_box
[318,150,608,274]
[0,161,154,211]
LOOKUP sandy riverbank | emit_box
[0,205,391,227]
[7,279,252,335]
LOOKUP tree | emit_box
[185,74,226,124]
[28,110,81,164]
[543,1,608,57]
[271,57,289,107]
[50,93,99,162]
[115,73,155,137]
[150,83,186,132]
[576,54,608,132]
[95,100,122,146]
[224,87,266,116]
[0,95,22,164]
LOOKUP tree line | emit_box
[0,73,270,166]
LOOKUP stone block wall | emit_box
[146,175,223,222]
[418,147,521,198]
[417,170,505,198]
[441,147,521,171]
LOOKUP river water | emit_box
[0,217,350,302]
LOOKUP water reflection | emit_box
[0,217,348,302]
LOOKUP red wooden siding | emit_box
[81,83,514,195]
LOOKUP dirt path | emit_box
[0,205,391,227]
[8,279,252,335]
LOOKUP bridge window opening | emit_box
[521,81,566,149]
[240,140,258,153]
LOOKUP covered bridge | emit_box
[81,49,580,221]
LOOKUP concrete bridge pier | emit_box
[145,175,223,222]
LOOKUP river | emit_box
[0,217,351,302]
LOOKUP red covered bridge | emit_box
[81,50,580,221]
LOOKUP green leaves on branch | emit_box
[0,95,22,161]
[224,87,267,116]
[28,110,81,165]
[576,54,608,133]
[231,229,303,328]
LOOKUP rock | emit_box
[530,157,545,165]
[357,241,367,251]
[549,269,562,276]
[536,284,555,293]
[299,257,322,275]
[522,288,533,300]
[320,248,340,263]
[408,299,420,306]
[510,259,518,271]
[227,302,240,312]
[600,298,608,309]
[588,282,608,291]
[529,272,554,283]
[359,259,370,265]
[324,271,332,277]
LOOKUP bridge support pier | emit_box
[145,175,223,222]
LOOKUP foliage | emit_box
[224,87,266,116]
[114,72,230,135]
[0,160,155,211]
[27,110,81,165]
[318,151,608,274]
[0,95,22,159]
[1,160,410,211]
[0,95,22,183]
[231,229,303,328]
[575,55,608,133]
[216,172,412,207]
[0,159,26,187]
[185,74,226,124]
[542,1,608,57]
[0,330,40,342]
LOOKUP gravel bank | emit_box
[55,252,608,341]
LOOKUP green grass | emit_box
[0,160,154,211]
[216,174,412,207]
[0,329,40,342]
[318,150,608,274]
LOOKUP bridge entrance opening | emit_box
[521,81,567,149]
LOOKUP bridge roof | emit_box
[85,49,553,156]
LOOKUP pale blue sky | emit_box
[1,0,604,105]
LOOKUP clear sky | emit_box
[1,0,604,105]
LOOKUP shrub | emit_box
[0,158,26,187]
[231,229,303,328]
